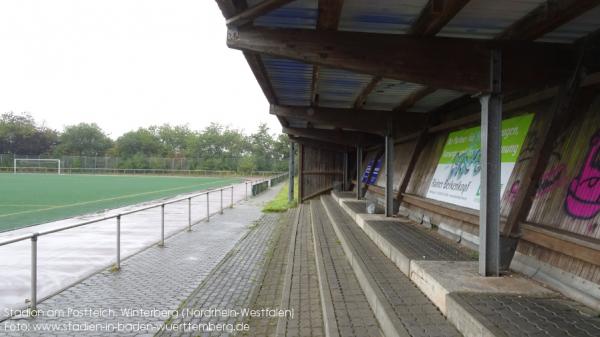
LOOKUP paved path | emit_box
[156,212,286,337]
[0,184,282,337]
[0,181,252,317]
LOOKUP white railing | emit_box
[0,173,287,313]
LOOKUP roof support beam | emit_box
[289,136,351,153]
[283,127,382,146]
[393,0,470,112]
[271,105,428,135]
[317,0,345,31]
[227,26,574,93]
[226,0,295,27]
[244,51,278,104]
[353,76,381,109]
[497,0,600,40]
[311,0,345,107]
[409,0,471,36]
[394,86,437,112]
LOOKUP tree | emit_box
[114,128,165,158]
[149,124,194,157]
[55,123,113,156]
[0,112,58,155]
[250,123,276,171]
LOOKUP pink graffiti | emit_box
[506,163,566,203]
[565,130,600,220]
[537,163,567,197]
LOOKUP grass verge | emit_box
[263,178,298,212]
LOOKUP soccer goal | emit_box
[14,158,62,174]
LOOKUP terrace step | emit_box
[310,200,382,337]
[328,192,600,337]
[320,195,462,337]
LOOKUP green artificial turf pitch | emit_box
[0,173,241,232]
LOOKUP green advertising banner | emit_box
[425,113,534,209]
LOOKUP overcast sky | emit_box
[0,0,279,139]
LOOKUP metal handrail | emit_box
[0,172,288,312]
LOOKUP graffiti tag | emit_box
[565,130,600,220]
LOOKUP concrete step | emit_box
[309,200,382,337]
[320,195,462,337]
[329,192,600,337]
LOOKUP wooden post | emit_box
[396,130,428,203]
[500,42,588,270]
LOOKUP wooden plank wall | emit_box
[359,87,600,284]
[300,144,345,201]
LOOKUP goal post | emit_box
[14,158,61,174]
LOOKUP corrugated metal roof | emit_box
[262,56,313,107]
[317,68,373,108]
[539,5,600,43]
[254,0,317,29]
[363,79,424,111]
[438,0,546,39]
[409,89,464,112]
[338,0,428,34]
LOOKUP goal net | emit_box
[14,159,61,174]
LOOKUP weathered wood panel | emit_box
[300,144,344,201]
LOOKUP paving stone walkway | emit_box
[243,210,295,337]
[155,213,285,337]
[0,185,282,337]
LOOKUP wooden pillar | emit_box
[396,130,428,203]
[500,42,587,271]
[479,50,502,277]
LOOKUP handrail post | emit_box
[230,186,234,208]
[220,189,223,214]
[116,215,121,270]
[30,233,38,312]
[206,192,210,222]
[160,204,165,247]
[188,198,192,231]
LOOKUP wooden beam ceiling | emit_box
[408,0,471,36]
[396,0,599,114]
[497,0,600,41]
[226,0,295,27]
[317,0,345,31]
[394,0,470,112]
[227,26,574,93]
[393,86,437,112]
[353,76,381,109]
[283,126,383,146]
[271,105,428,135]
[289,136,351,153]
[215,0,247,18]
[311,0,345,108]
